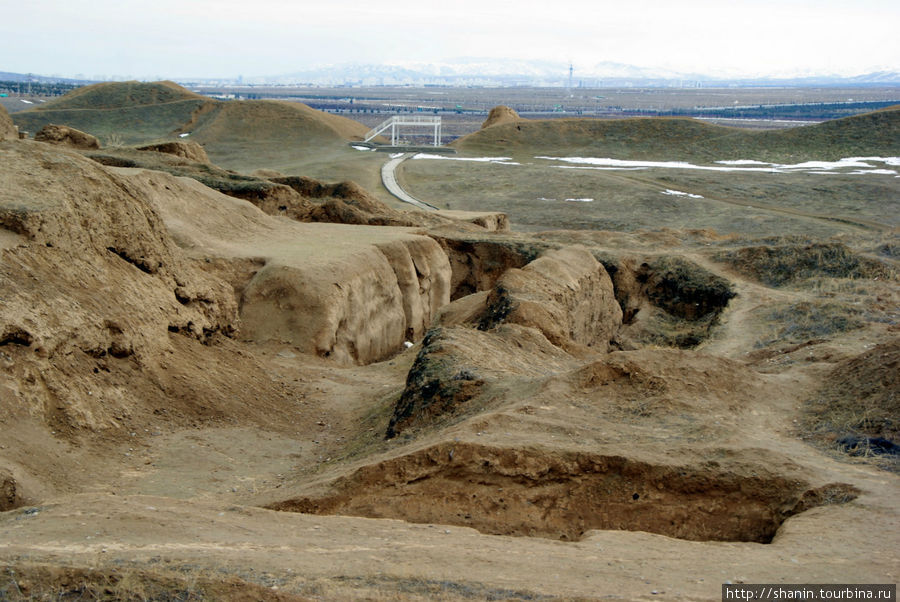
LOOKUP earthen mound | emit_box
[0,469,22,511]
[479,246,623,351]
[0,105,17,141]
[715,242,894,287]
[0,142,239,435]
[804,339,900,465]
[386,325,576,437]
[34,124,100,149]
[251,168,285,178]
[428,234,545,300]
[273,175,417,226]
[219,179,317,222]
[35,80,205,111]
[482,105,522,129]
[137,140,210,163]
[599,254,736,348]
[111,167,452,365]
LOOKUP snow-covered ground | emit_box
[535,156,900,175]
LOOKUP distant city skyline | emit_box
[3,0,898,81]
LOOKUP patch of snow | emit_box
[413,153,518,164]
[662,189,704,199]
[848,169,898,175]
[537,156,778,173]
[776,158,876,170]
[179,133,190,138]
[564,198,594,202]
[845,156,900,165]
[715,159,774,166]
[553,165,648,171]
[537,155,900,175]
[19,99,32,104]
[351,145,375,151]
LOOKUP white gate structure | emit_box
[363,115,442,146]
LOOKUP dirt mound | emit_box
[13,84,371,166]
[454,116,737,160]
[428,234,547,300]
[111,167,452,365]
[37,80,205,111]
[481,105,522,129]
[137,140,210,163]
[593,254,736,348]
[715,242,894,287]
[251,168,286,178]
[479,246,622,351]
[0,470,21,511]
[386,325,577,437]
[0,105,16,141]
[0,141,239,436]
[269,442,857,543]
[803,338,900,466]
[272,176,417,226]
[434,209,510,232]
[219,179,318,222]
[34,124,100,149]
[185,100,371,170]
[454,108,900,162]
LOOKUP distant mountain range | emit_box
[239,60,900,88]
[0,71,93,84]
[3,61,899,88]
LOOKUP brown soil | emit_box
[481,105,523,129]
[1,101,898,601]
[802,339,900,468]
[137,140,210,163]
[0,106,16,141]
[34,124,100,149]
[269,442,858,543]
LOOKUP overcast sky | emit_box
[3,0,898,80]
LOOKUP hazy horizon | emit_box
[3,0,899,81]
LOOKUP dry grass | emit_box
[453,108,900,163]
[715,242,896,287]
[753,301,866,348]
[0,563,557,601]
[800,339,899,472]
[0,563,305,601]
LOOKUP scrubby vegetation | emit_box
[715,242,894,287]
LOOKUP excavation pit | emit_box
[268,443,858,543]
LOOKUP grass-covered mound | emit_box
[12,81,371,169]
[453,108,900,163]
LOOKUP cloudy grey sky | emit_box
[3,0,898,79]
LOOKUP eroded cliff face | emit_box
[0,141,237,433]
[106,163,453,367]
[240,236,451,365]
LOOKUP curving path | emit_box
[381,153,438,211]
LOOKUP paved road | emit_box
[381,153,438,211]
